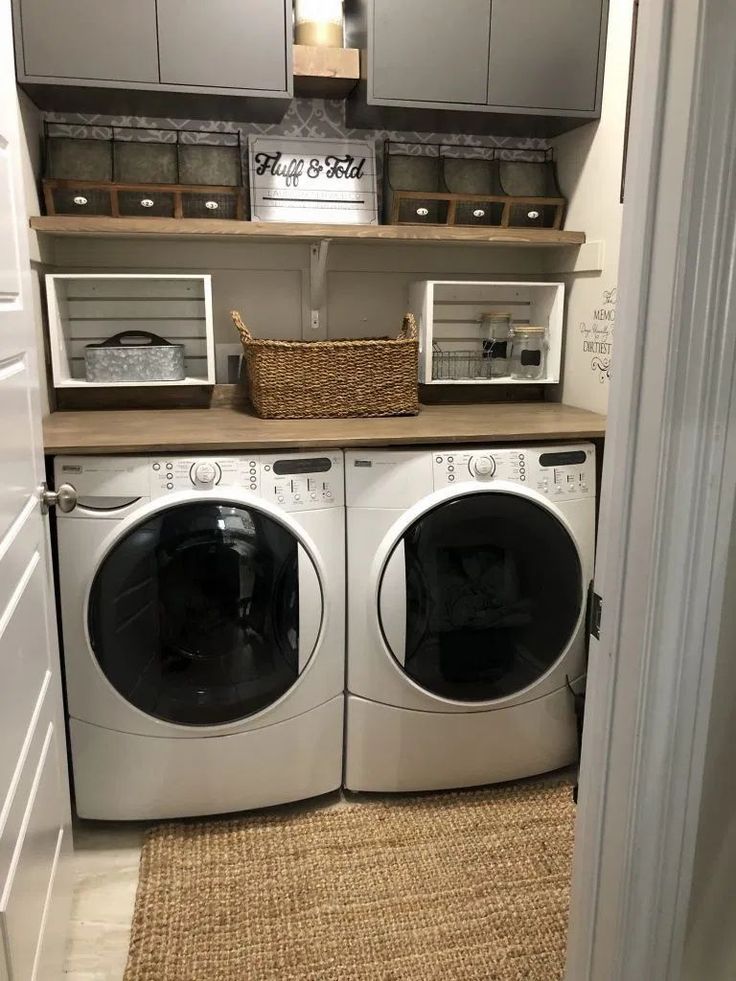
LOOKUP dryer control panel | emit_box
[432,444,596,500]
[149,452,344,511]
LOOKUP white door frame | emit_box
[567,0,736,978]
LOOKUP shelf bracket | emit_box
[309,239,331,333]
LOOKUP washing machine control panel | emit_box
[432,445,596,500]
[259,453,344,510]
[149,453,344,510]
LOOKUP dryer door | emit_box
[378,490,583,702]
[87,499,322,726]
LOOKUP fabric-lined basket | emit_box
[231,311,419,419]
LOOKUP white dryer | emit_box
[54,450,345,820]
[345,444,596,792]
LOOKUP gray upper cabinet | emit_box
[157,0,287,92]
[11,0,292,121]
[372,0,491,106]
[18,0,159,83]
[347,0,609,135]
[488,0,605,111]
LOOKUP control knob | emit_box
[192,462,218,486]
[471,455,496,478]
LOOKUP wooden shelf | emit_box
[42,402,606,455]
[29,216,586,248]
[293,44,360,98]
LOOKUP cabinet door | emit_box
[19,0,159,82]
[371,0,491,106]
[488,0,605,111]
[157,0,288,92]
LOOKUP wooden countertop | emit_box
[43,403,606,455]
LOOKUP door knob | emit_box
[40,482,78,514]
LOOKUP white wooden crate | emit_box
[409,280,564,385]
[45,274,215,388]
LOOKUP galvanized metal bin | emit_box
[85,331,186,383]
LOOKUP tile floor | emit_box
[64,822,147,980]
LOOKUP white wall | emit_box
[551,0,634,414]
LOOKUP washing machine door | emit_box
[378,486,583,703]
[87,496,322,726]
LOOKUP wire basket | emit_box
[432,347,507,381]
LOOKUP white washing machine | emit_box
[345,443,596,792]
[54,450,345,820]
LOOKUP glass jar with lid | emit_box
[509,325,548,380]
[480,311,512,378]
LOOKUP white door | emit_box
[0,0,73,977]
[566,0,736,978]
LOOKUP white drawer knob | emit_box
[73,195,88,206]
[205,200,219,210]
[141,198,154,208]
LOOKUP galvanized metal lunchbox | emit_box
[85,331,186,383]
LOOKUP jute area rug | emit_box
[125,778,575,981]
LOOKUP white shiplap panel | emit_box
[433,301,532,320]
[66,320,209,339]
[66,299,205,320]
[66,278,204,299]
[433,282,543,304]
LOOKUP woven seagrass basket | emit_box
[231,311,419,419]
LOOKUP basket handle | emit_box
[400,313,418,340]
[231,310,254,343]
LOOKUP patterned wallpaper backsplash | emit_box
[44,98,550,201]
